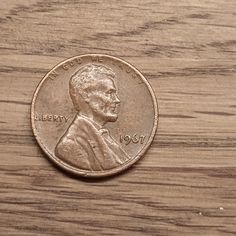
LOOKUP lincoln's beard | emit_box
[92,105,119,123]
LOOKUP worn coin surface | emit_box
[31,54,158,178]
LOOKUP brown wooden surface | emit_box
[0,1,236,235]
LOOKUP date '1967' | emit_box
[120,134,146,145]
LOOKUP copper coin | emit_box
[31,54,158,178]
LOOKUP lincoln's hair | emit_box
[69,64,115,105]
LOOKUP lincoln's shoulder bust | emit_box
[55,64,130,171]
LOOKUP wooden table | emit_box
[0,1,235,235]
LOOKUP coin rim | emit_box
[31,54,159,178]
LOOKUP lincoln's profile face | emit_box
[86,76,120,122]
[69,64,120,125]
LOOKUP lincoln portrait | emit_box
[55,64,130,171]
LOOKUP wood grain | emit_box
[0,0,236,235]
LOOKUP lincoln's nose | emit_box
[114,94,120,104]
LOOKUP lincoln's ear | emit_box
[84,97,89,103]
[79,90,89,103]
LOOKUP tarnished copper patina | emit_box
[31,54,158,177]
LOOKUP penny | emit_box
[31,54,158,178]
